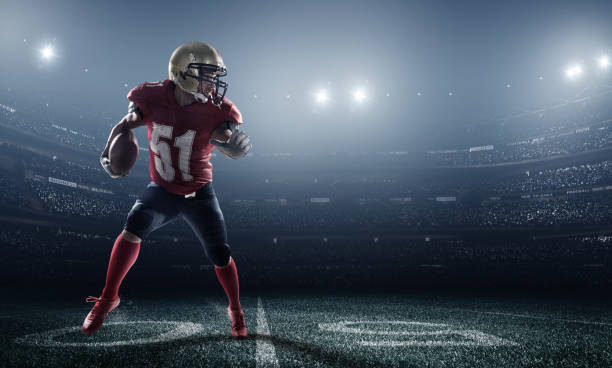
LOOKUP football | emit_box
[211,122,232,142]
[109,130,139,176]
[211,128,232,142]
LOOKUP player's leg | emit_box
[101,183,180,299]
[82,182,179,335]
[180,183,247,338]
[81,229,139,335]
[180,183,238,309]
[100,229,141,300]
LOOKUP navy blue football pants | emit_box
[123,181,230,266]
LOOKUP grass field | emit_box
[1,292,611,367]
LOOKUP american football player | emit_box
[82,42,251,339]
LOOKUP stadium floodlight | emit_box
[41,46,54,60]
[598,55,610,69]
[565,64,583,80]
[352,88,366,103]
[315,89,329,104]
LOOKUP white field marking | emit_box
[446,308,612,327]
[108,303,129,322]
[319,321,518,347]
[457,329,519,346]
[256,297,279,368]
[14,321,204,347]
[318,321,450,335]
[208,301,229,314]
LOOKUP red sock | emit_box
[215,257,241,311]
[101,233,140,300]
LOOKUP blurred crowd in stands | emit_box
[2,105,612,288]
[485,161,612,194]
[224,194,612,230]
[427,123,611,166]
[0,175,30,208]
[0,141,611,230]
[2,102,611,168]
[1,221,610,288]
[0,109,101,154]
[29,181,132,218]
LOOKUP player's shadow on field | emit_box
[159,334,368,367]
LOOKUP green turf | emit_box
[1,293,611,367]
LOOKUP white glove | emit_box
[226,121,240,134]
[209,128,252,159]
[100,155,122,179]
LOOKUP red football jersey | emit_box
[127,80,242,195]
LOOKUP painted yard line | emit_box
[14,321,203,347]
[319,321,518,347]
[447,307,612,327]
[256,297,279,368]
[207,301,228,314]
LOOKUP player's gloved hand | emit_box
[226,121,240,134]
[100,154,122,179]
[209,127,252,159]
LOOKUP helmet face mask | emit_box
[183,63,227,105]
[169,42,228,106]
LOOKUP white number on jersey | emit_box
[150,123,196,182]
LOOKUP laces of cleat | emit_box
[85,296,113,317]
[85,296,101,303]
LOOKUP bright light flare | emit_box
[565,64,583,80]
[598,55,610,69]
[315,89,329,104]
[41,46,54,60]
[352,88,366,102]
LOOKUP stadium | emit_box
[1,0,612,367]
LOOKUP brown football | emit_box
[109,130,138,176]
[211,127,232,142]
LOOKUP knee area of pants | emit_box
[121,230,142,243]
[207,243,231,267]
[125,210,156,240]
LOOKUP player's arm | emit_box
[210,121,233,159]
[100,103,146,178]
[209,122,252,160]
[211,121,233,142]
[216,146,234,159]
[101,103,146,157]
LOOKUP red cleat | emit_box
[227,307,248,339]
[81,296,120,335]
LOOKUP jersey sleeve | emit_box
[222,98,243,125]
[126,83,157,121]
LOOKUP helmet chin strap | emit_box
[175,82,209,105]
[178,69,223,105]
